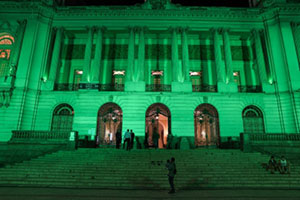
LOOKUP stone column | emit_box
[92,27,104,83]
[212,28,225,83]
[222,29,234,83]
[48,27,64,83]
[293,23,300,64]
[82,27,94,83]
[172,27,180,82]
[137,27,145,82]
[181,27,190,82]
[10,20,27,75]
[252,29,268,83]
[126,27,135,82]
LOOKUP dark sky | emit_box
[63,0,250,7]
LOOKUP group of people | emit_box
[120,129,135,151]
[266,155,290,174]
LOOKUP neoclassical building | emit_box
[0,0,300,148]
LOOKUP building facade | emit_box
[0,0,300,148]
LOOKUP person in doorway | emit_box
[279,156,290,174]
[116,130,121,149]
[123,129,131,151]
[130,129,135,149]
[166,157,176,194]
[167,132,173,149]
[152,130,160,149]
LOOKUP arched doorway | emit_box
[242,105,264,134]
[51,104,74,131]
[96,103,123,146]
[194,104,220,147]
[145,103,171,149]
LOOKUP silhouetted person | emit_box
[152,131,159,149]
[116,130,121,149]
[167,133,173,149]
[167,157,176,194]
[130,129,135,149]
[266,156,278,174]
[144,132,149,148]
[123,129,131,151]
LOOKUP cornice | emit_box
[54,7,262,21]
[0,2,54,20]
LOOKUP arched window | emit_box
[51,104,74,132]
[242,105,264,134]
[0,33,15,77]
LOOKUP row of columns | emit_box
[47,26,269,88]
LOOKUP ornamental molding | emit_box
[55,8,262,21]
[1,1,300,21]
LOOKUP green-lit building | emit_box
[0,0,300,148]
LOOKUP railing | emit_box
[99,84,124,91]
[10,130,74,140]
[146,84,171,92]
[238,85,262,93]
[249,133,300,141]
[54,83,124,91]
[192,85,217,92]
[54,83,78,91]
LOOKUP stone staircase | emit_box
[0,148,300,189]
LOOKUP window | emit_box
[51,104,74,132]
[242,105,264,134]
[0,34,14,77]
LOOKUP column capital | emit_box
[168,26,181,33]
[291,22,300,28]
[251,28,264,35]
[95,26,106,32]
[220,28,230,35]
[178,26,189,33]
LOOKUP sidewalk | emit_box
[1,187,300,200]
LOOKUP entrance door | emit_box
[194,104,220,147]
[145,103,171,149]
[96,103,123,146]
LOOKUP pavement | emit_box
[1,187,300,200]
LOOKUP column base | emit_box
[41,80,54,91]
[125,81,145,92]
[217,81,238,93]
[262,82,275,93]
[172,81,192,92]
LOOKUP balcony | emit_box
[192,84,217,92]
[146,84,171,92]
[54,83,78,91]
[99,84,124,91]
[54,83,124,91]
[238,85,262,93]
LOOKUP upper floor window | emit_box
[0,33,15,77]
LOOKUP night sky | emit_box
[63,0,250,7]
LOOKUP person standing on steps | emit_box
[130,129,135,150]
[116,130,121,149]
[123,129,131,151]
[167,157,176,194]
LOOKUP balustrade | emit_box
[192,85,217,92]
[146,84,171,92]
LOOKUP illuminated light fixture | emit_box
[189,71,202,76]
[233,72,239,76]
[113,70,125,76]
[76,70,83,75]
[151,71,163,76]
